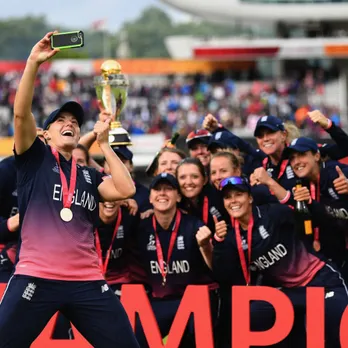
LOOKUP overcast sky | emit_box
[0,0,189,31]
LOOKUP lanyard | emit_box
[202,196,209,225]
[51,148,77,210]
[152,210,181,286]
[262,157,289,180]
[310,175,321,251]
[234,216,254,286]
[95,209,122,275]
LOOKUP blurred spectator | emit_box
[0,68,341,138]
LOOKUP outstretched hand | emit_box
[28,32,60,65]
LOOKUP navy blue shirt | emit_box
[14,137,104,280]
[135,211,214,299]
[97,207,142,285]
[0,156,19,245]
[178,184,224,233]
[261,153,297,193]
[320,122,348,160]
[133,181,151,213]
[300,160,348,267]
[213,204,324,288]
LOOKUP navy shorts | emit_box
[135,289,220,348]
[0,275,140,348]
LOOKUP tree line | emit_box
[0,7,239,59]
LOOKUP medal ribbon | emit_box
[262,157,289,180]
[310,174,320,249]
[152,210,182,285]
[234,216,254,286]
[51,148,77,210]
[202,196,209,225]
[95,209,122,275]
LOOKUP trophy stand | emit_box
[94,60,132,146]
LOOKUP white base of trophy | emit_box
[109,127,132,146]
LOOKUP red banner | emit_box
[0,284,346,347]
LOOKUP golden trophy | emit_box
[94,60,132,146]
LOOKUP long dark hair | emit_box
[176,157,207,182]
[176,158,207,214]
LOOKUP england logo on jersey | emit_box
[82,169,92,184]
[286,166,294,179]
[147,235,156,251]
[259,225,270,239]
[210,206,222,219]
[52,164,59,174]
[241,236,248,250]
[117,225,124,239]
[177,236,185,250]
[328,188,339,200]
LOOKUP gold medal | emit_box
[313,240,321,252]
[60,208,73,222]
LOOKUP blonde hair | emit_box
[284,122,301,144]
[210,151,242,172]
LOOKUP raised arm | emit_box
[203,113,265,160]
[95,119,135,201]
[14,32,59,154]
[79,105,112,171]
[308,110,348,160]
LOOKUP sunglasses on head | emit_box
[220,176,247,190]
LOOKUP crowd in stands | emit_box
[0,69,341,138]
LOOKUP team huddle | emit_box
[0,32,347,348]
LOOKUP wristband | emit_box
[214,233,225,242]
[279,190,291,204]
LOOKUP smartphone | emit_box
[50,31,84,50]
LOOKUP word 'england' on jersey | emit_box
[14,138,104,281]
[150,260,190,275]
[52,184,96,212]
[253,244,287,270]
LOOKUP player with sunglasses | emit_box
[213,176,348,348]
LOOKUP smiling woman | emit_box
[0,32,139,347]
[133,172,219,347]
[213,175,348,348]
[155,148,187,177]
[176,157,224,233]
[43,106,83,160]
